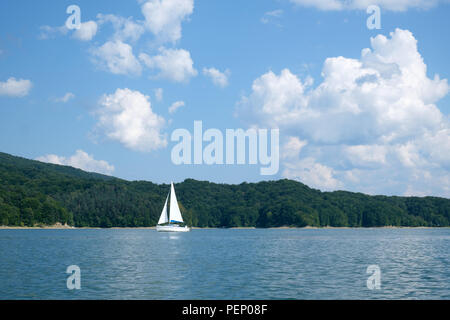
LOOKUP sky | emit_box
[0,0,449,197]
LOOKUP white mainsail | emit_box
[169,182,184,223]
[157,193,169,225]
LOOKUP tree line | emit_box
[0,152,449,228]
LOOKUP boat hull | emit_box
[156,225,190,232]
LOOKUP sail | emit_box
[157,193,169,225]
[169,182,184,223]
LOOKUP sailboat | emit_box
[156,182,190,232]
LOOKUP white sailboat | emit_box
[156,182,190,232]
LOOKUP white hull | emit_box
[156,225,190,232]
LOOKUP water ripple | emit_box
[0,228,449,299]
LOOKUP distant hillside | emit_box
[0,151,449,228]
[0,152,116,181]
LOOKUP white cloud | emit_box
[139,47,197,82]
[96,88,167,152]
[282,136,307,160]
[36,150,115,175]
[91,40,142,76]
[237,29,450,196]
[141,0,194,43]
[283,157,342,190]
[345,145,387,168]
[168,100,185,114]
[238,29,448,145]
[203,67,230,88]
[97,14,145,42]
[155,88,163,101]
[54,92,75,103]
[73,21,98,41]
[237,68,310,127]
[40,2,195,80]
[0,77,32,97]
[289,0,443,11]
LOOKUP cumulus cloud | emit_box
[141,0,194,43]
[282,136,308,160]
[40,1,196,80]
[95,88,167,152]
[289,0,443,11]
[97,14,145,43]
[36,150,115,175]
[283,157,342,190]
[168,100,185,114]
[203,67,230,87]
[91,40,142,76]
[237,29,450,196]
[139,47,197,82]
[73,21,98,41]
[345,145,387,168]
[0,77,32,97]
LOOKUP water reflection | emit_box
[168,233,181,241]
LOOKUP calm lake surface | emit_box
[0,228,449,299]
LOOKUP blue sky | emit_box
[0,0,449,197]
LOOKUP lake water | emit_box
[0,228,449,300]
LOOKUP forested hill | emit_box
[0,151,449,228]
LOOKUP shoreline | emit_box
[0,225,446,230]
